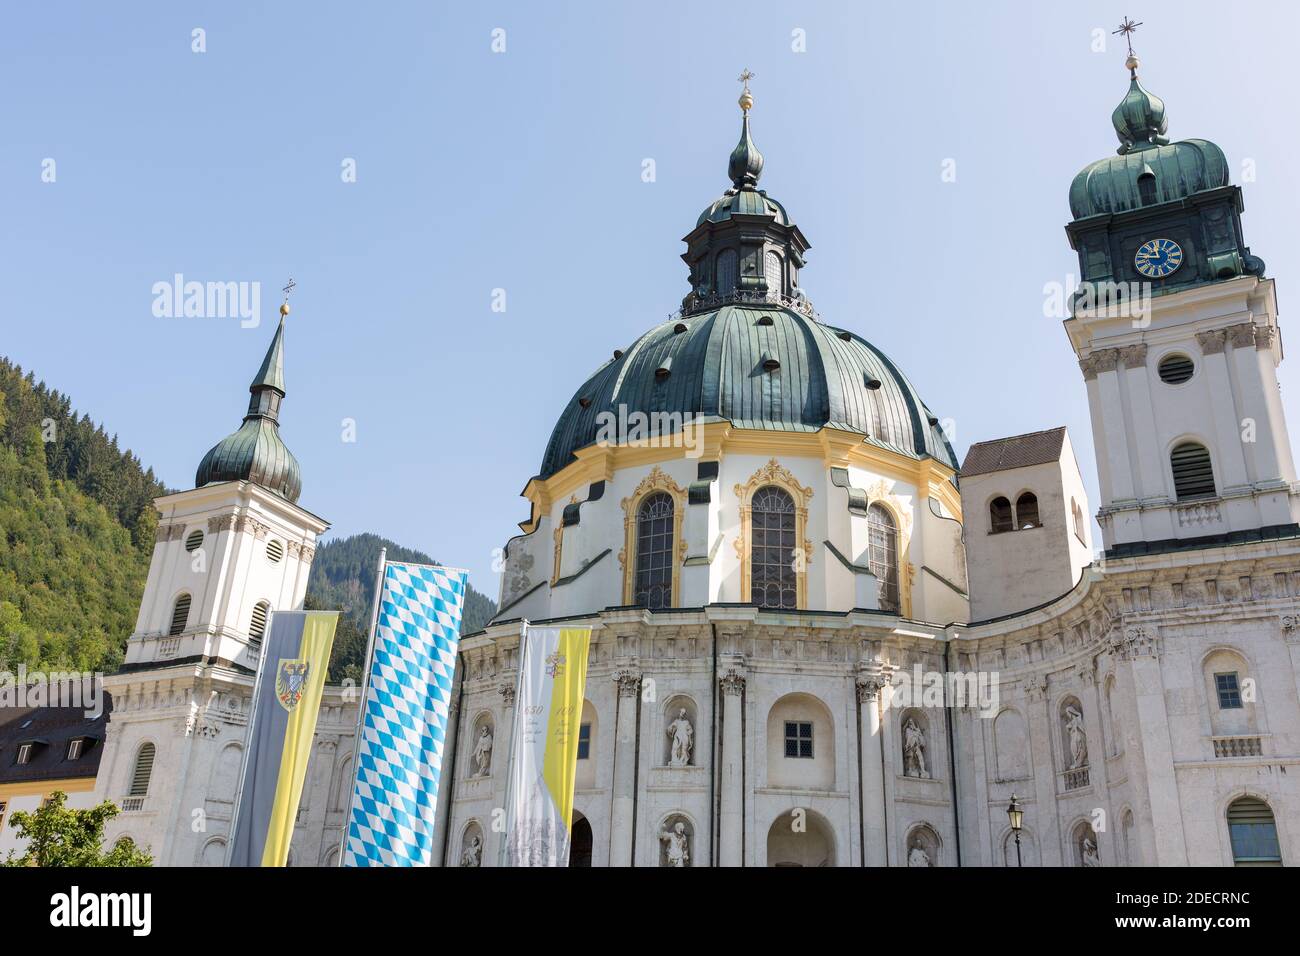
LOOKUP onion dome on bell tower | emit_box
[681,71,813,316]
[1066,22,1264,301]
[194,300,303,503]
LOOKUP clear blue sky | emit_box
[4,2,1299,597]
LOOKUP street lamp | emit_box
[1006,794,1024,867]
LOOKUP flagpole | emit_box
[224,614,272,866]
[336,546,388,866]
[497,618,529,868]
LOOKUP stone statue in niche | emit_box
[460,834,482,868]
[660,821,690,867]
[666,709,694,767]
[1064,705,1088,769]
[473,725,494,776]
[1081,836,1100,868]
[903,717,929,779]
[907,842,931,867]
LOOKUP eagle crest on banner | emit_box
[276,659,311,713]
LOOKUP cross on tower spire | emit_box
[1113,16,1143,76]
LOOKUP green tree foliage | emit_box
[307,533,496,683]
[1,791,153,867]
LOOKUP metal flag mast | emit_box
[497,618,529,868]
[336,546,388,865]
[224,610,273,866]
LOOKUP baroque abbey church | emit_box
[24,51,1298,867]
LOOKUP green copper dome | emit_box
[1070,70,1228,219]
[195,316,303,503]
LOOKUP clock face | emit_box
[1135,238,1183,278]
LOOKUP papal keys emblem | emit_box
[545,652,566,678]
[276,659,311,713]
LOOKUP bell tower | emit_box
[1064,28,1299,556]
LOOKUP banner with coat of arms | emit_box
[502,624,592,866]
[228,609,339,867]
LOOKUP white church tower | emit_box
[94,303,350,866]
[1064,50,1300,556]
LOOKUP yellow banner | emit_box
[540,627,591,829]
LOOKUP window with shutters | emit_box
[868,503,900,613]
[1158,353,1194,384]
[990,497,1013,533]
[1171,442,1216,500]
[751,486,797,609]
[168,594,191,636]
[634,493,674,609]
[1227,798,1282,866]
[129,742,156,797]
[1016,492,1041,529]
[184,529,204,552]
[249,601,271,644]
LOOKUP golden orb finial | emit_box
[280,301,290,317]
[737,68,755,112]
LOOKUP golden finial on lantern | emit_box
[737,68,755,112]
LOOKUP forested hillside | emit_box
[0,359,166,672]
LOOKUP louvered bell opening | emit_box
[169,594,191,636]
[1171,442,1216,500]
[756,315,774,326]
[266,539,284,564]
[1158,353,1194,385]
[184,529,204,552]
[249,601,269,644]
[761,351,780,372]
[656,356,672,379]
[130,743,156,796]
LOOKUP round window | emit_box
[1158,353,1194,385]
[185,530,204,552]
[266,539,284,563]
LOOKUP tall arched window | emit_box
[990,497,1013,533]
[764,250,783,296]
[751,486,796,609]
[716,249,738,295]
[1016,492,1040,529]
[169,594,191,636]
[249,601,271,644]
[1227,797,1282,866]
[1171,441,1216,500]
[868,503,899,612]
[634,492,674,609]
[129,742,156,797]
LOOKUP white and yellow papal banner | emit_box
[502,624,592,866]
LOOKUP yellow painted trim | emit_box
[734,458,814,609]
[524,423,963,529]
[618,466,688,605]
[0,777,97,800]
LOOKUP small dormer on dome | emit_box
[195,308,303,503]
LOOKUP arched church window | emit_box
[750,486,796,609]
[1227,798,1282,866]
[634,492,674,609]
[1171,442,1216,500]
[129,742,156,797]
[249,601,271,644]
[716,249,738,296]
[764,251,783,297]
[990,497,1013,533]
[169,594,191,636]
[868,503,899,612]
[1016,492,1040,529]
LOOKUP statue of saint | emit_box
[473,725,494,776]
[1081,836,1100,868]
[907,843,931,867]
[903,717,929,779]
[660,821,690,867]
[1064,706,1088,769]
[666,709,694,767]
[461,834,482,868]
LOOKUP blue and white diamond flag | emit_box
[342,560,467,866]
